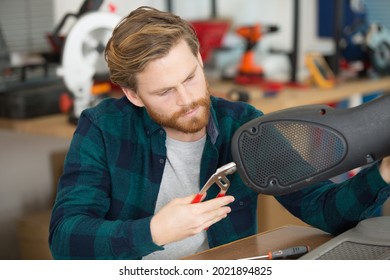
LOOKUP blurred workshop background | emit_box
[1,0,390,259]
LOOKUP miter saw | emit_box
[56,10,121,123]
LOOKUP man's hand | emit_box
[150,194,234,246]
[379,156,390,184]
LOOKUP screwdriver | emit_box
[239,245,310,260]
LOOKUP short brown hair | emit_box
[105,6,200,91]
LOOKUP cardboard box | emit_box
[17,150,67,260]
[17,210,52,260]
[257,194,309,233]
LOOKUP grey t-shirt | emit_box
[143,135,209,259]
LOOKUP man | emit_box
[49,6,390,260]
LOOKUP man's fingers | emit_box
[196,208,231,232]
[195,202,233,230]
[182,194,235,232]
[198,195,235,211]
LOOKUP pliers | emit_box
[191,162,237,203]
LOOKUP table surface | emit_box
[210,77,390,113]
[1,77,390,139]
[182,225,332,260]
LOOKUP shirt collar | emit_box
[207,98,219,144]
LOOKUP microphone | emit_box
[231,94,390,195]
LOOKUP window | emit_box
[0,0,54,53]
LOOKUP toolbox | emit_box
[0,78,66,119]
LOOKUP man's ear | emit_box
[122,88,145,107]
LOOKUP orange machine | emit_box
[235,23,279,84]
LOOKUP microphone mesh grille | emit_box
[238,121,346,188]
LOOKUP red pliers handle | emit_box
[191,162,237,203]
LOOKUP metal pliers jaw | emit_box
[191,162,237,203]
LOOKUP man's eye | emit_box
[158,89,171,96]
[186,74,195,82]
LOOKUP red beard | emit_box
[148,94,211,134]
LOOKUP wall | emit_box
[0,129,70,259]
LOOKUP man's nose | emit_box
[176,85,192,106]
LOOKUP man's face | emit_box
[124,40,210,137]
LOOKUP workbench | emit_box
[182,224,332,260]
[210,76,390,113]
